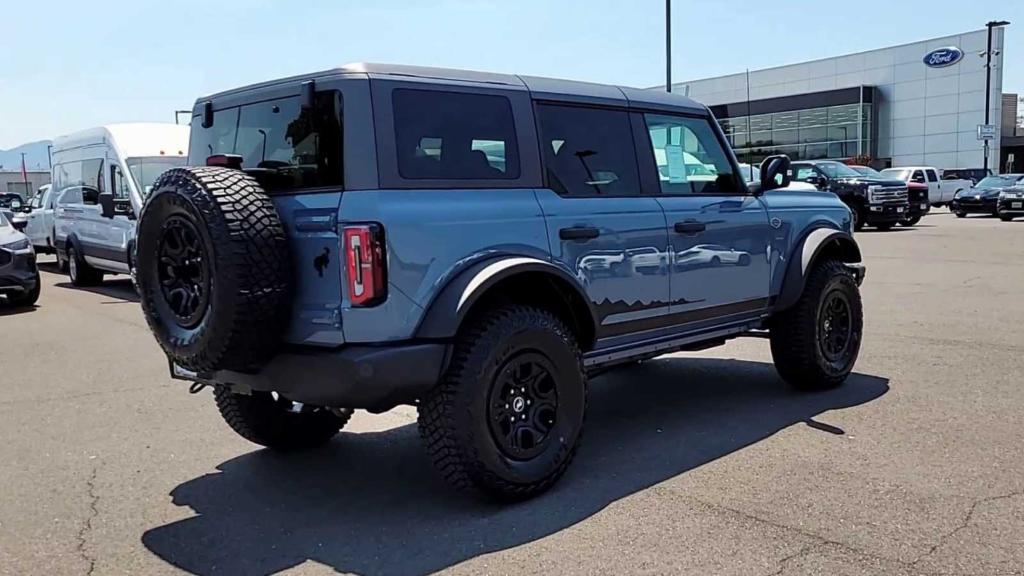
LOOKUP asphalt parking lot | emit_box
[1,211,1023,575]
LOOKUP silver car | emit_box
[0,208,40,307]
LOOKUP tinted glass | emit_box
[393,89,519,180]
[926,169,938,182]
[816,161,860,178]
[188,93,343,192]
[645,113,741,195]
[537,104,639,197]
[111,165,131,200]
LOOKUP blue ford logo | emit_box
[923,46,963,68]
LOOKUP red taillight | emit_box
[343,224,387,307]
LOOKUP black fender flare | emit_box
[415,256,598,343]
[775,227,862,312]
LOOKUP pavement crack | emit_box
[763,542,823,576]
[910,490,1024,567]
[75,460,101,576]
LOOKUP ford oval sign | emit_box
[923,46,964,68]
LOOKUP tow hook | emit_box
[188,381,208,394]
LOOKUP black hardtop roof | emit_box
[198,62,707,114]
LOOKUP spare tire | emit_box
[136,167,291,372]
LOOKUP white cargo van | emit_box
[51,124,188,285]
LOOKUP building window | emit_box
[727,102,872,165]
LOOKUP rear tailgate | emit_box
[272,192,345,347]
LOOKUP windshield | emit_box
[816,162,861,178]
[851,165,881,176]
[976,175,1023,188]
[880,168,911,180]
[127,156,187,197]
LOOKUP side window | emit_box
[80,159,103,205]
[926,169,938,182]
[31,193,43,209]
[58,187,82,206]
[392,89,519,180]
[793,166,817,181]
[187,92,343,192]
[110,165,131,200]
[536,104,639,197]
[644,114,741,195]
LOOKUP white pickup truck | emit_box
[879,166,972,207]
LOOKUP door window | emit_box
[644,114,741,195]
[925,169,938,182]
[54,159,103,205]
[537,104,640,197]
[392,89,519,180]
[110,165,131,200]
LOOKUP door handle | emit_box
[559,226,600,241]
[674,220,706,235]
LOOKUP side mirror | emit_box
[759,155,792,193]
[98,192,115,219]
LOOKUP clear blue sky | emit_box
[2,0,1022,149]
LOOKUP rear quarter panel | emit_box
[338,189,550,342]
[760,189,853,298]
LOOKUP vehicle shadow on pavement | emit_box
[142,358,889,576]
[53,280,139,303]
[0,301,37,316]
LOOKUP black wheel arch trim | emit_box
[415,256,598,346]
[775,227,863,313]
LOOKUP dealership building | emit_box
[673,27,1015,172]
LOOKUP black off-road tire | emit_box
[213,387,350,451]
[954,210,966,218]
[769,260,863,391]
[418,305,587,501]
[999,214,1014,222]
[67,244,103,286]
[136,167,290,373]
[8,271,41,307]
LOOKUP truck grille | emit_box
[870,186,908,203]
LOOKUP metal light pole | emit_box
[665,0,672,92]
[983,20,1010,172]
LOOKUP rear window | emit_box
[392,89,519,180]
[188,92,343,192]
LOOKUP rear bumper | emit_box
[172,342,450,413]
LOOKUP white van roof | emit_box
[52,123,189,158]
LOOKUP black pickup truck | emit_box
[790,160,910,231]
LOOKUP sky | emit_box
[2,0,1022,149]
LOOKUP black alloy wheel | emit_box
[818,291,853,364]
[157,216,210,328]
[487,353,559,460]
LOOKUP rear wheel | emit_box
[213,387,350,451]
[67,244,103,286]
[770,260,863,391]
[418,305,586,501]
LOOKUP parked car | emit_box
[51,123,188,286]
[0,208,40,307]
[942,168,992,186]
[0,193,25,211]
[997,186,1024,221]
[950,174,1024,217]
[134,63,866,501]
[790,160,909,231]
[846,165,930,227]
[22,184,58,253]
[879,166,970,210]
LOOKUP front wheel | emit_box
[954,210,966,218]
[418,305,586,501]
[999,213,1015,222]
[851,208,864,232]
[769,260,863,390]
[900,215,922,227]
[213,387,351,451]
[8,271,41,307]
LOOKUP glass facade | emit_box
[718,103,873,165]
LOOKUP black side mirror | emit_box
[301,80,316,109]
[759,155,792,192]
[98,192,115,219]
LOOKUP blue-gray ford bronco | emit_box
[135,64,866,500]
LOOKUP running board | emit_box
[583,322,758,369]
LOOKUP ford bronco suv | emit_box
[135,64,866,500]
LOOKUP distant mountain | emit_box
[0,141,52,172]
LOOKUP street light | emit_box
[982,20,1010,172]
